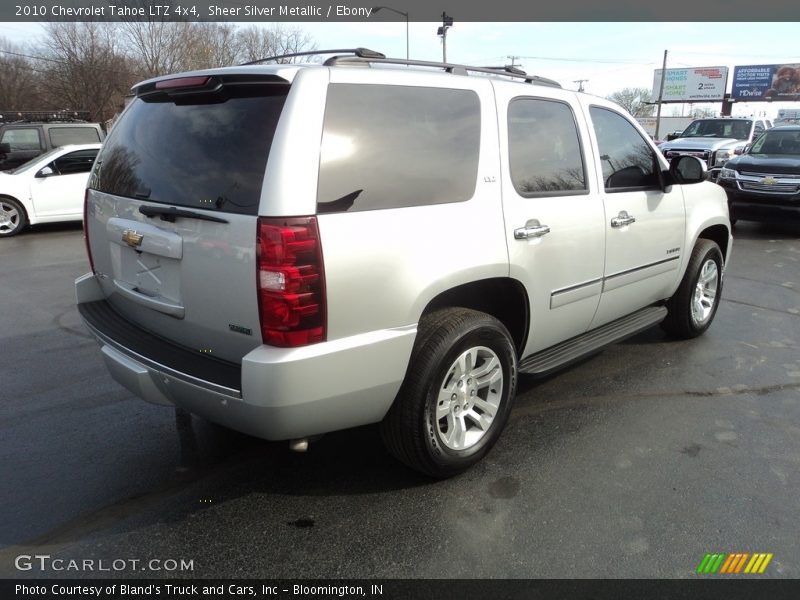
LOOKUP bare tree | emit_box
[607,87,655,118]
[183,23,241,70]
[690,107,716,119]
[236,24,318,64]
[0,38,43,110]
[123,22,317,76]
[36,22,135,123]
[121,20,195,78]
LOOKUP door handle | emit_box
[514,220,551,240]
[611,211,636,228]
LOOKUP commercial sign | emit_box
[731,64,800,101]
[652,67,728,102]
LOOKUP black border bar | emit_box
[4,579,800,600]
[3,0,800,22]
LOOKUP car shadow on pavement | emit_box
[731,220,799,240]
[22,221,84,236]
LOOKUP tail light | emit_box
[83,188,95,273]
[257,217,326,347]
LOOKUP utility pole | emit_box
[437,12,453,63]
[654,49,668,140]
[573,79,588,92]
[507,55,521,68]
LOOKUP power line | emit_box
[520,55,653,65]
[0,47,134,77]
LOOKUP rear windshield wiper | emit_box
[139,205,229,224]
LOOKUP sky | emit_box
[1,21,798,119]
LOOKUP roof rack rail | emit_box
[238,47,561,88]
[0,110,91,123]
[240,47,385,66]
[323,55,562,88]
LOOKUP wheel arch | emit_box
[697,224,730,263]
[420,277,529,357]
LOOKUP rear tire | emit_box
[0,197,27,237]
[381,308,518,478]
[661,239,723,339]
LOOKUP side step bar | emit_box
[519,306,668,376]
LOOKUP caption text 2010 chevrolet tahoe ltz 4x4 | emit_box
[76,49,732,477]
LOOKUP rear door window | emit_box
[49,127,101,147]
[93,81,287,215]
[317,84,481,213]
[508,98,587,196]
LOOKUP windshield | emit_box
[680,119,752,140]
[750,130,800,155]
[8,147,63,174]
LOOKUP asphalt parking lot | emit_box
[1,220,798,579]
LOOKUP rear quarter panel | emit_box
[311,70,509,340]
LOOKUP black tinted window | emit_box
[508,98,586,195]
[53,149,98,175]
[317,84,480,213]
[590,107,658,190]
[49,127,101,147]
[93,84,287,215]
[1,128,41,151]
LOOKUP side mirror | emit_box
[669,155,707,184]
[738,144,751,155]
[36,166,55,178]
[666,131,682,141]
[0,143,9,154]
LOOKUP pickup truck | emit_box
[659,117,771,180]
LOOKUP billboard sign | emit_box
[731,64,800,101]
[652,67,728,102]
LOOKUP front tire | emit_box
[661,239,723,339]
[381,308,518,478]
[0,197,27,237]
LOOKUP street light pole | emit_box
[372,5,409,60]
[437,12,453,63]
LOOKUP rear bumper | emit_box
[76,273,416,440]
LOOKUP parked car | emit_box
[659,117,771,180]
[0,112,104,172]
[0,143,101,237]
[717,125,800,224]
[75,49,731,477]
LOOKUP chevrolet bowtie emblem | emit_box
[762,176,777,185]
[122,229,144,248]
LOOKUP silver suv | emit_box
[76,49,732,477]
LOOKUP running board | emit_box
[519,306,668,376]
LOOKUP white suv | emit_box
[76,49,732,477]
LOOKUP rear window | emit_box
[92,82,287,215]
[317,84,481,213]
[49,127,101,147]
